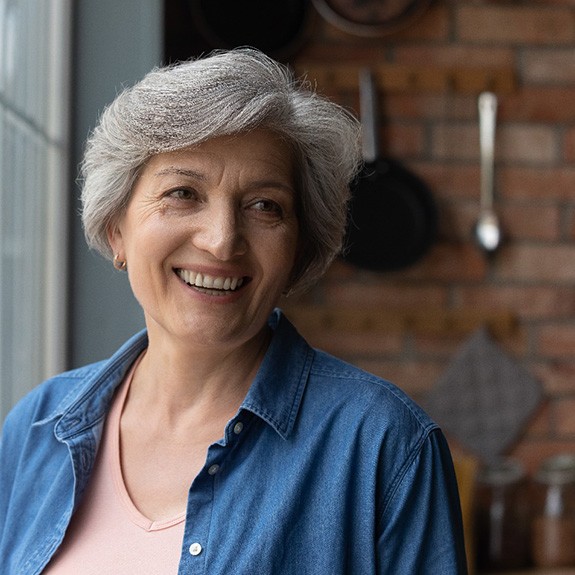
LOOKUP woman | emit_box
[0,49,467,574]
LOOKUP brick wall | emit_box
[287,0,575,473]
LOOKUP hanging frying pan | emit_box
[343,69,437,272]
[188,0,314,62]
[312,0,432,37]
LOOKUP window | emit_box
[0,0,71,421]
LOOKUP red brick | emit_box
[534,361,575,394]
[498,125,558,164]
[385,93,476,122]
[355,359,444,397]
[499,167,575,201]
[324,282,448,308]
[495,245,575,282]
[568,209,575,240]
[435,200,479,242]
[431,124,478,161]
[563,126,575,162]
[455,286,575,320]
[413,331,478,358]
[553,397,575,435]
[501,87,575,123]
[399,243,489,282]
[431,124,557,163]
[437,202,561,243]
[523,49,575,84]
[537,324,575,359]
[386,3,450,42]
[322,259,362,282]
[524,402,553,438]
[382,122,426,158]
[305,329,403,358]
[456,6,575,44]
[536,1,575,6]
[499,204,561,241]
[395,45,515,68]
[308,3,449,46]
[415,162,480,201]
[495,329,532,359]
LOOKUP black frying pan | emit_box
[188,0,314,62]
[343,69,437,272]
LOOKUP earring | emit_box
[113,254,127,271]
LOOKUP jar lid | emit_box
[535,454,575,485]
[477,458,525,486]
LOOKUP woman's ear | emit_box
[106,221,123,255]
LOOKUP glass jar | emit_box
[475,458,531,571]
[531,454,575,568]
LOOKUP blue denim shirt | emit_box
[0,309,467,574]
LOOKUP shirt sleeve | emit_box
[377,428,468,574]
[0,400,31,548]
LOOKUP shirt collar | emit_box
[240,309,314,440]
[54,309,312,441]
[52,330,149,438]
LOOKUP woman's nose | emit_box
[193,205,247,260]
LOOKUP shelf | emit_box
[295,62,517,94]
[283,305,517,338]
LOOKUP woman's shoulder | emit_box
[3,329,148,433]
[3,361,107,433]
[307,347,436,433]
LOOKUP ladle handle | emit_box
[359,68,378,163]
[478,92,497,211]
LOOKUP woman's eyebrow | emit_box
[154,166,206,180]
[251,180,295,194]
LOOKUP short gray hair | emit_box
[81,48,361,295]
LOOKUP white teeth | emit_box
[177,269,244,291]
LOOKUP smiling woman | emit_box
[0,49,467,575]
[108,131,299,351]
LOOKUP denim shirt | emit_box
[0,309,467,574]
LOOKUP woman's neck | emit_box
[126,326,271,425]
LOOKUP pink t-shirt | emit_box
[44,357,186,574]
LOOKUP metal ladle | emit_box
[474,92,502,254]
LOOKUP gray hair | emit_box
[81,48,361,295]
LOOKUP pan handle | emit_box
[359,69,379,163]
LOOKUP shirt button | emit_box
[189,542,202,556]
[233,421,244,434]
[207,463,220,476]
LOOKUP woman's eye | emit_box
[167,188,196,201]
[251,199,282,215]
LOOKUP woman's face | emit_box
[108,129,299,350]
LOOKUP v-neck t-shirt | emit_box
[44,356,186,574]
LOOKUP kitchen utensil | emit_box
[188,0,314,62]
[421,327,543,463]
[474,92,502,254]
[312,0,431,37]
[343,69,437,272]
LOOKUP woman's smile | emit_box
[175,268,247,294]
